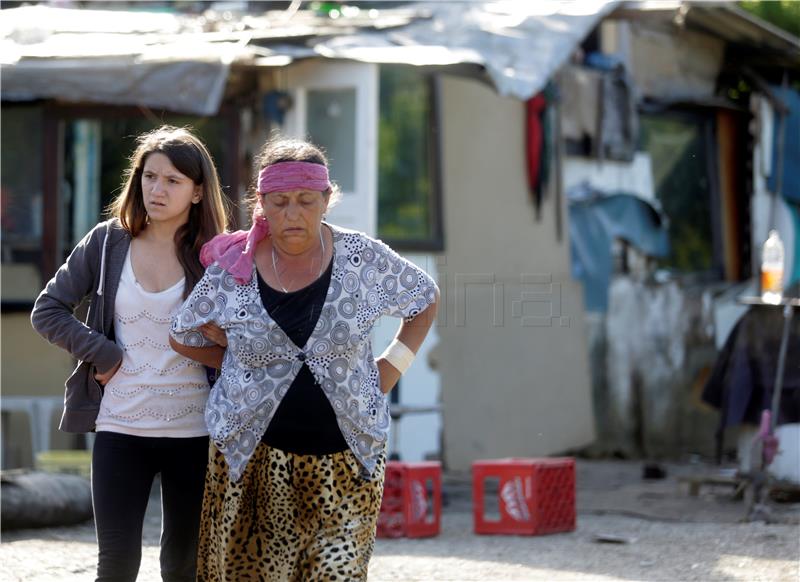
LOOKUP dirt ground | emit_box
[2,459,799,581]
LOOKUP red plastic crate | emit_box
[472,457,575,536]
[377,461,441,538]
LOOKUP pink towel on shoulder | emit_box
[200,207,269,284]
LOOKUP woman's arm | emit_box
[170,265,229,370]
[377,289,439,394]
[30,224,123,373]
[169,336,225,369]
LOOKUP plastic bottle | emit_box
[761,230,784,305]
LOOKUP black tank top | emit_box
[257,259,348,455]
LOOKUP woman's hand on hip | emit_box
[377,357,402,394]
[94,361,121,386]
[200,323,228,347]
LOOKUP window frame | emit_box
[0,102,49,312]
[41,104,241,278]
[638,106,726,281]
[377,71,445,253]
[0,102,241,311]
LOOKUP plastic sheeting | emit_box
[313,0,619,101]
[569,184,670,312]
[3,58,230,117]
[1,1,618,114]
[0,5,240,115]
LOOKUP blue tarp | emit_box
[569,185,670,312]
[768,87,800,204]
[789,202,800,287]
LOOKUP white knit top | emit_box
[95,248,210,437]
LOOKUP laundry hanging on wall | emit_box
[559,62,638,163]
[526,84,558,220]
[568,183,670,312]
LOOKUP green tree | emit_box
[740,1,800,38]
[377,66,433,242]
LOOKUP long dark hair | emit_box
[110,125,229,297]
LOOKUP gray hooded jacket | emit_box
[31,219,131,432]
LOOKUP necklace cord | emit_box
[271,227,326,293]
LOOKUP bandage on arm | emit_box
[379,339,416,374]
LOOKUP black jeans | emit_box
[91,432,209,582]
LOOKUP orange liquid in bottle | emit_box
[761,269,783,294]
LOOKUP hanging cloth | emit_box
[526,93,547,219]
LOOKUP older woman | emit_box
[169,137,439,581]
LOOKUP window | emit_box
[61,115,230,263]
[1,105,44,304]
[1,105,236,306]
[640,113,718,275]
[306,88,357,193]
[377,65,443,250]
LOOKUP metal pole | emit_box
[769,303,793,433]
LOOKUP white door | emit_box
[283,60,441,463]
[283,60,378,236]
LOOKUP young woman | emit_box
[170,137,439,580]
[31,126,228,582]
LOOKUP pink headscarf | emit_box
[258,161,331,194]
[200,161,331,284]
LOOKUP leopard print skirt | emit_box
[197,442,385,581]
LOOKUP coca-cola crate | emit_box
[472,457,575,536]
[376,461,441,538]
